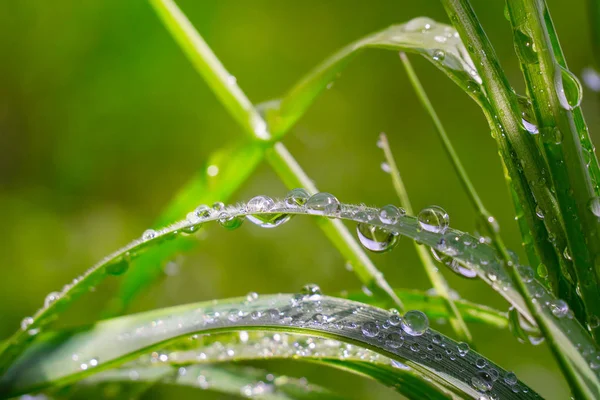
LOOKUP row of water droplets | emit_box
[68,289,539,399]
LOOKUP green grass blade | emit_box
[268,18,484,139]
[108,141,265,316]
[149,0,269,140]
[146,0,403,313]
[79,364,347,400]
[0,295,540,399]
[506,0,600,340]
[378,133,472,344]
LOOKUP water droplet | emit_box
[44,292,60,308]
[106,257,129,276]
[306,192,341,216]
[142,229,157,241]
[471,371,493,392]
[285,188,310,207]
[385,332,404,348]
[403,17,436,33]
[361,321,380,338]
[379,204,403,224]
[380,162,391,173]
[555,65,583,110]
[218,212,244,230]
[212,202,225,211]
[246,195,290,228]
[246,292,259,302]
[537,263,548,279]
[516,95,538,134]
[563,247,572,261]
[504,371,517,385]
[418,206,449,233]
[588,197,600,217]
[476,358,487,369]
[549,299,569,318]
[21,317,34,331]
[432,49,446,61]
[195,205,212,218]
[457,342,469,356]
[356,223,399,253]
[301,283,322,298]
[535,206,544,219]
[513,29,538,64]
[401,310,429,336]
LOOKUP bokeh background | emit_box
[1,0,598,398]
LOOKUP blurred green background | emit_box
[0,0,598,398]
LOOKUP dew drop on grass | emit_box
[516,95,538,134]
[380,162,391,173]
[361,321,380,338]
[555,65,583,110]
[142,229,157,241]
[385,332,404,348]
[549,299,569,318]
[20,317,33,331]
[379,204,403,224]
[246,292,259,302]
[504,372,518,386]
[536,263,548,279]
[356,223,399,253]
[246,195,290,228]
[403,16,436,33]
[430,248,477,278]
[218,212,244,230]
[471,371,493,392]
[401,310,428,336]
[418,206,449,233]
[476,358,487,369]
[305,192,340,216]
[212,202,225,212]
[457,342,469,356]
[588,197,600,217]
[195,205,212,218]
[44,292,60,308]
[284,188,310,207]
[106,257,129,276]
[513,29,538,65]
[432,49,445,61]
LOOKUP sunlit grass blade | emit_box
[148,0,403,312]
[267,18,484,138]
[378,133,472,344]
[108,141,265,316]
[78,364,347,400]
[0,295,540,399]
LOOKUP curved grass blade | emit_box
[132,331,458,399]
[78,364,346,400]
[268,18,483,138]
[106,141,265,316]
[2,196,597,395]
[0,295,540,399]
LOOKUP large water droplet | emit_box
[418,206,449,233]
[588,197,600,217]
[106,257,129,276]
[430,248,477,278]
[516,95,538,134]
[305,192,340,216]
[285,188,310,207]
[356,223,399,253]
[361,321,380,338]
[379,204,404,224]
[246,195,290,228]
[555,65,583,110]
[218,212,244,230]
[142,229,157,241]
[195,205,212,218]
[471,371,493,392]
[549,299,569,318]
[513,29,538,64]
[401,310,429,336]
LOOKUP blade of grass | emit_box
[441,1,598,397]
[377,133,471,344]
[0,294,540,399]
[146,0,404,312]
[506,0,600,340]
[79,365,348,400]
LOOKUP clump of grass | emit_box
[1,0,599,399]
